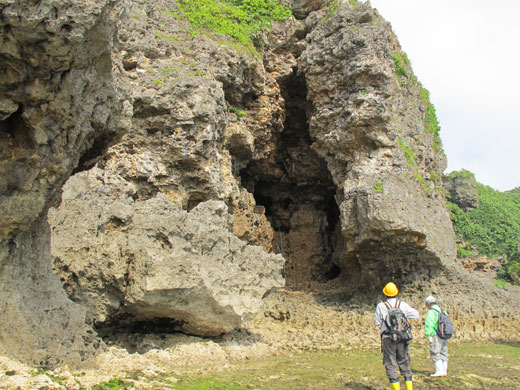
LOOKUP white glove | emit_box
[429,337,433,343]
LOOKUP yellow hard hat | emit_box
[383,282,398,297]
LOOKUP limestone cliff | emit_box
[0,0,518,368]
[0,0,125,366]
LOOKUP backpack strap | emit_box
[384,299,400,309]
[431,307,443,315]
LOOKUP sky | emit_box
[362,0,520,191]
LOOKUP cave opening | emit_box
[240,69,342,289]
[0,106,34,151]
[0,106,38,195]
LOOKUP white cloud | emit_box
[364,0,520,191]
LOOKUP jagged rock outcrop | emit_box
[1,0,517,369]
[444,169,479,211]
[0,0,127,366]
[49,169,284,336]
[298,4,456,290]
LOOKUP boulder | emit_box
[50,170,285,336]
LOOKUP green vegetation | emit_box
[419,87,440,135]
[36,342,520,389]
[456,243,473,258]
[172,378,244,390]
[446,168,475,181]
[397,139,416,167]
[374,181,384,193]
[228,106,246,120]
[92,378,132,390]
[169,342,520,389]
[173,0,292,52]
[324,0,340,21]
[392,50,410,87]
[392,48,444,155]
[419,84,443,152]
[493,278,509,288]
[447,171,520,284]
[155,31,182,42]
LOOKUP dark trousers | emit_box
[382,337,413,383]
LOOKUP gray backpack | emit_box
[384,300,413,342]
[433,307,454,340]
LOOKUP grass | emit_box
[171,0,292,53]
[163,342,520,390]
[28,341,517,389]
[92,378,131,390]
[392,50,410,87]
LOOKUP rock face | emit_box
[0,0,513,368]
[444,169,479,211]
[49,169,284,336]
[0,0,126,366]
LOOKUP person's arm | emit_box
[374,303,383,326]
[401,302,420,320]
[424,308,439,337]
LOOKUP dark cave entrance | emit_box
[240,69,342,289]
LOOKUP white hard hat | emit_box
[425,296,436,305]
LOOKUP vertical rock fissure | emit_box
[240,68,341,289]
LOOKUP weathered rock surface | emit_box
[281,0,328,19]
[444,169,479,211]
[0,0,518,369]
[49,169,284,336]
[0,0,126,366]
[298,4,456,291]
[0,0,126,233]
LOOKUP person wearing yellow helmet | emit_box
[383,282,399,297]
[374,282,419,390]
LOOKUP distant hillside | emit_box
[446,170,520,283]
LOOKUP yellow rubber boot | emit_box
[405,381,413,390]
[390,382,400,390]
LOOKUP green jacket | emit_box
[424,304,441,337]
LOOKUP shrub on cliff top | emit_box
[175,0,292,51]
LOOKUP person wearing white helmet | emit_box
[425,295,449,377]
[374,282,419,390]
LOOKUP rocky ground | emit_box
[1,278,519,389]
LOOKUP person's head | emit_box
[383,282,398,298]
[425,295,436,308]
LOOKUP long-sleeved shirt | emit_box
[374,297,420,336]
[425,303,442,337]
